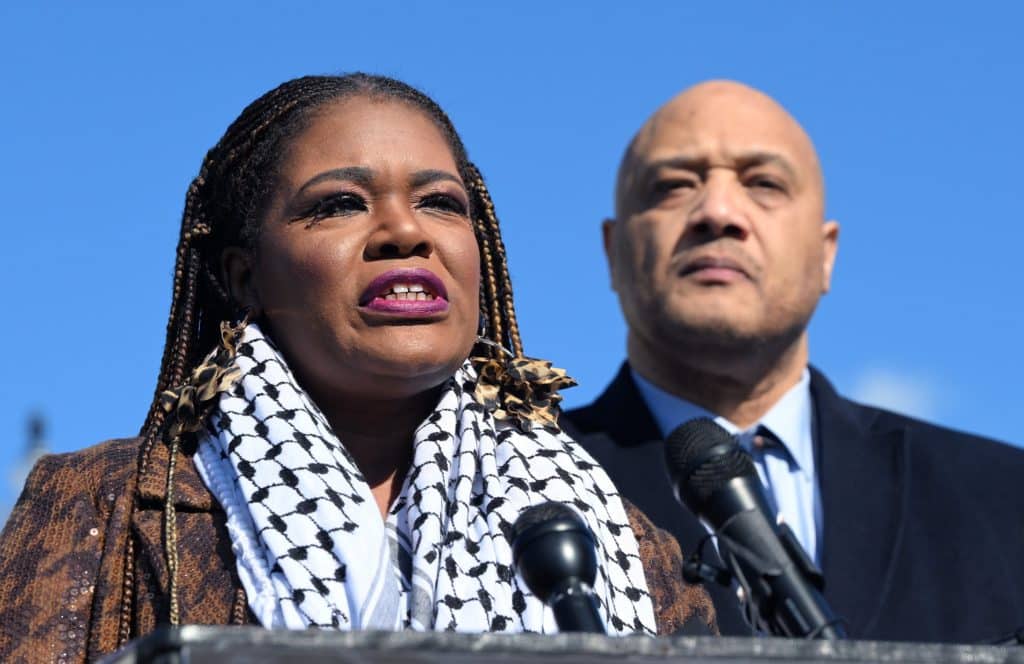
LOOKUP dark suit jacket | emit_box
[562,363,1024,643]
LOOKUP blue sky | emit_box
[2,2,1022,513]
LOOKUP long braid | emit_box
[489,218,524,358]
[466,163,524,358]
[470,192,506,353]
[140,223,190,433]
[138,206,205,474]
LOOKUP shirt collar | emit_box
[631,367,815,474]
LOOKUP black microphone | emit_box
[665,418,847,639]
[511,501,606,634]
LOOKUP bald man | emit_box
[562,81,1024,642]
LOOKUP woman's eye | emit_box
[298,193,367,224]
[419,193,468,216]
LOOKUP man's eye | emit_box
[419,193,467,216]
[653,179,697,194]
[747,176,785,191]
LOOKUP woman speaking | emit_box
[0,74,715,661]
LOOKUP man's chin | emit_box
[653,308,809,360]
[650,314,771,354]
[667,309,758,337]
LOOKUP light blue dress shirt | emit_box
[632,368,823,564]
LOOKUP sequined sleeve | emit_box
[0,439,139,664]
[624,499,718,636]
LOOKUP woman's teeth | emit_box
[381,284,436,301]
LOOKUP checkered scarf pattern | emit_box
[194,322,657,634]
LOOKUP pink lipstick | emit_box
[359,268,449,315]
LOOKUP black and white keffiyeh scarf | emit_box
[194,323,657,634]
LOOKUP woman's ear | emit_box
[222,247,262,315]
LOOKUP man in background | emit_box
[562,80,1024,642]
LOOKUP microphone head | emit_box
[664,418,757,510]
[511,502,598,602]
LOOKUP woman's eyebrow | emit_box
[297,166,374,194]
[409,169,464,189]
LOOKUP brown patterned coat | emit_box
[0,436,716,663]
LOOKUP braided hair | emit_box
[139,73,524,452]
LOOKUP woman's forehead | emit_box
[280,97,461,181]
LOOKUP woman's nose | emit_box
[364,202,433,260]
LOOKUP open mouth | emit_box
[375,282,440,301]
[359,268,449,315]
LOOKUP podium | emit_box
[102,626,1024,664]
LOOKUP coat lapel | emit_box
[131,437,244,624]
[811,368,910,637]
[585,363,663,446]
[132,436,219,595]
[136,437,218,511]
